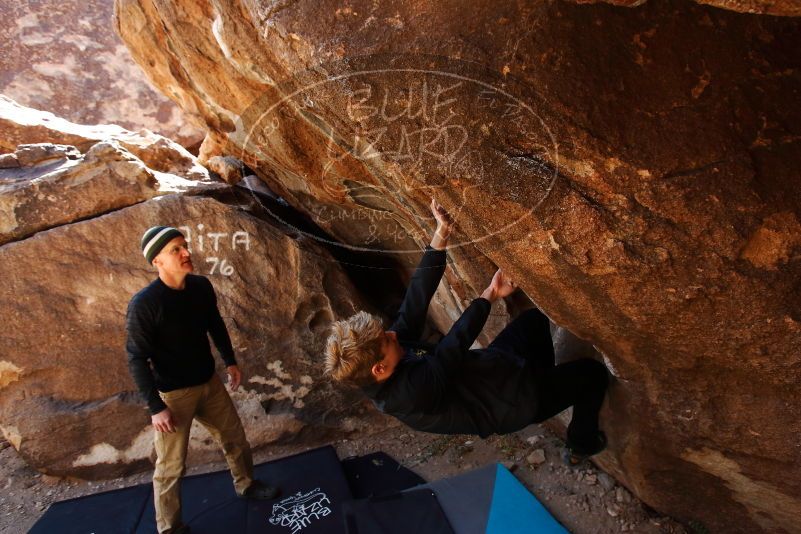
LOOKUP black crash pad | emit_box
[32,445,353,534]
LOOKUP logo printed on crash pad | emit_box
[268,487,332,533]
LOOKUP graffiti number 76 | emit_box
[206,257,234,276]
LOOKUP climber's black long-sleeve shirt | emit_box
[125,275,236,414]
[361,247,540,438]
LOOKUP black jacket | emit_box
[362,247,539,438]
[125,275,236,414]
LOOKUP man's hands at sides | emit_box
[226,364,242,391]
[430,198,454,250]
[480,269,517,303]
[152,366,243,433]
[152,408,177,433]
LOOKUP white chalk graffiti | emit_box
[205,256,234,276]
[268,488,332,533]
[238,56,560,254]
[178,225,251,277]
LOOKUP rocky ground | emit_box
[0,423,688,534]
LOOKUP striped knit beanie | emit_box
[141,226,184,264]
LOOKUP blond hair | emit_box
[325,311,385,387]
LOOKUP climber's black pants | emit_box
[489,308,609,447]
[533,358,609,448]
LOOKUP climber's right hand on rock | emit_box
[430,198,454,250]
[152,408,177,433]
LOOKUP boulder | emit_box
[12,144,81,167]
[0,194,382,478]
[573,0,801,16]
[0,140,218,246]
[0,0,203,148]
[205,155,246,185]
[115,0,801,531]
[0,96,210,181]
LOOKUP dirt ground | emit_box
[0,423,688,534]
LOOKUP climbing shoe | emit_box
[562,431,607,468]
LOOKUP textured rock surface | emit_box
[0,96,210,181]
[0,140,216,245]
[0,0,203,148]
[0,194,380,478]
[573,0,801,16]
[116,0,801,531]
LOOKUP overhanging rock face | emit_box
[571,0,801,17]
[112,1,801,531]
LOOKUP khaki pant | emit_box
[153,374,253,533]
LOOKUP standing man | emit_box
[325,200,609,465]
[126,226,279,534]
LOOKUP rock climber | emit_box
[324,200,609,465]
